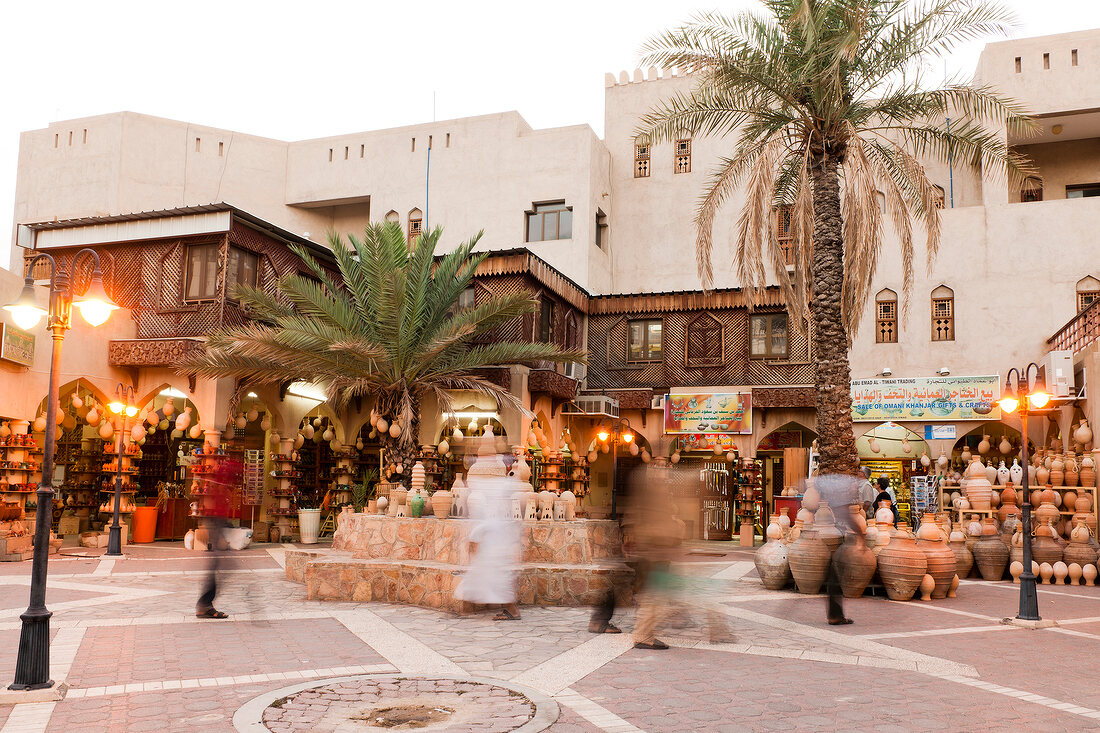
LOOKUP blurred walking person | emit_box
[456,457,522,621]
[196,453,240,619]
[812,473,861,626]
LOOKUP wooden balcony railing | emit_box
[1048,299,1100,354]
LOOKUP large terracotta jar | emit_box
[431,489,453,519]
[998,486,1019,523]
[833,532,876,598]
[1031,520,1064,566]
[755,535,792,590]
[949,531,974,579]
[788,527,831,594]
[916,522,955,599]
[877,526,928,601]
[1035,490,1060,527]
[1050,454,1065,487]
[1081,453,1097,488]
[814,504,842,553]
[1064,524,1099,568]
[1065,452,1080,488]
[1076,492,1094,513]
[972,518,1009,580]
[964,458,993,510]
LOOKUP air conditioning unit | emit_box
[561,395,619,418]
[561,361,587,382]
[650,393,667,411]
[1041,350,1074,399]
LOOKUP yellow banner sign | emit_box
[851,375,1001,422]
[665,390,752,434]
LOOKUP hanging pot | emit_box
[99,420,114,440]
[175,406,193,431]
[260,413,272,431]
[322,427,335,442]
[234,413,247,429]
[388,423,401,438]
[71,393,84,410]
[246,404,260,422]
[162,397,176,417]
[373,420,386,435]
[130,424,145,442]
[671,451,681,464]
[302,423,316,439]
[356,436,364,450]
[438,439,450,454]
[189,424,203,439]
[33,414,47,432]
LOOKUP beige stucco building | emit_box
[6,28,1100,539]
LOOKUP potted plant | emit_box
[355,469,379,513]
[297,491,322,544]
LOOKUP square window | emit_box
[184,244,219,301]
[749,313,788,358]
[628,319,662,361]
[227,247,258,297]
[525,202,572,243]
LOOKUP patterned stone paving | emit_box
[1,541,1100,732]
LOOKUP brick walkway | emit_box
[0,542,1098,731]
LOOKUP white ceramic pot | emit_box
[298,508,322,544]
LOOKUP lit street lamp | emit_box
[596,418,636,518]
[106,384,139,557]
[5,249,118,691]
[997,363,1052,622]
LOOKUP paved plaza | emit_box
[1,542,1099,732]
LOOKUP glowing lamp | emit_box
[3,280,48,330]
[108,401,126,415]
[622,432,634,443]
[72,276,119,326]
[597,430,610,442]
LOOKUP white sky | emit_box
[2,0,1099,264]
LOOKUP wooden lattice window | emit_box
[674,138,691,173]
[634,138,650,178]
[931,286,954,342]
[1077,276,1100,312]
[408,208,423,243]
[933,185,946,210]
[539,296,555,343]
[628,319,662,361]
[749,313,788,358]
[384,210,400,224]
[1021,177,1043,202]
[564,312,579,350]
[775,206,795,265]
[875,290,898,343]
[685,313,723,366]
[184,244,220,301]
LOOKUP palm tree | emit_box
[639,0,1036,474]
[184,222,583,484]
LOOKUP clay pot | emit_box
[964,459,992,510]
[1084,564,1098,586]
[972,519,1009,580]
[1064,532,1098,567]
[431,489,453,519]
[1050,454,1065,487]
[1076,420,1093,447]
[788,528,831,595]
[919,574,935,601]
[877,526,927,601]
[978,434,991,455]
[1065,454,1080,488]
[1076,493,1093,513]
[1081,454,1096,488]
[834,533,876,598]
[916,536,956,599]
[1031,521,1064,566]
[949,535,974,579]
[1035,494,1060,527]
[815,505,842,553]
[754,537,792,591]
[1036,464,1050,486]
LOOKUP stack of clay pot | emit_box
[916,515,957,599]
[877,525,927,600]
[964,457,993,510]
[972,517,1009,580]
[754,519,792,590]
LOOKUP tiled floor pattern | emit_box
[0,543,1099,731]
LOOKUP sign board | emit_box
[924,424,957,440]
[665,388,751,434]
[851,375,1000,422]
[679,434,745,452]
[0,325,35,367]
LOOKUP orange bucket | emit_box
[131,506,158,543]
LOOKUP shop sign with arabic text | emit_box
[851,375,1000,422]
[665,389,751,434]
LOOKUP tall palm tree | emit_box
[184,223,583,484]
[639,0,1036,474]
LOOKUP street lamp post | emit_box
[106,384,138,557]
[997,363,1052,623]
[597,418,635,518]
[5,249,118,691]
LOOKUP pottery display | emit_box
[917,531,956,599]
[1036,491,1060,527]
[1065,452,1080,488]
[431,489,453,519]
[965,459,993,510]
[972,518,1009,580]
[1068,562,1084,585]
[1050,454,1065,487]
[1009,459,1024,485]
[1031,520,1064,566]
[788,527,831,595]
[997,461,1010,486]
[834,532,876,598]
[754,534,792,591]
[949,532,974,579]
[1036,463,1050,486]
[877,526,927,601]
[1064,525,1098,567]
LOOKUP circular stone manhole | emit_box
[261,677,536,732]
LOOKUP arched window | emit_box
[875,289,898,344]
[685,313,723,366]
[634,135,650,178]
[407,208,423,243]
[933,185,946,210]
[931,285,954,342]
[1077,276,1100,312]
[384,210,399,224]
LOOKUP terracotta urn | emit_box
[1075,493,1093,513]
[788,527,831,594]
[1064,525,1098,567]
[754,535,792,590]
[1068,562,1084,585]
[834,532,876,598]
[1063,490,1078,511]
[1084,564,1098,586]
[877,526,927,601]
[1050,454,1065,487]
[777,507,792,535]
[978,434,991,455]
[1031,520,1064,566]
[431,489,453,519]
[972,518,1009,580]
[1036,464,1050,487]
[1035,492,1060,527]
[814,504,842,553]
[1065,452,1080,487]
[1081,453,1096,488]
[1039,562,1054,584]
[788,518,804,543]
[873,523,892,557]
[916,532,956,599]
[949,533,974,579]
[964,459,993,510]
[1075,419,1093,448]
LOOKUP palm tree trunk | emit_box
[809,149,860,477]
[380,393,422,488]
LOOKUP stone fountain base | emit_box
[284,515,633,611]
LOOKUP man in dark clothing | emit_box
[813,473,861,626]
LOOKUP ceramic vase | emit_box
[788,527,831,595]
[1030,520,1064,566]
[949,534,974,579]
[1064,526,1098,567]
[964,459,993,510]
[1065,453,1080,487]
[1080,453,1096,488]
[1050,454,1065,487]
[833,532,876,598]
[1009,459,1023,485]
[754,536,792,590]
[877,526,927,601]
[972,519,1009,580]
[917,536,957,599]
[814,504,842,552]
[431,489,453,519]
